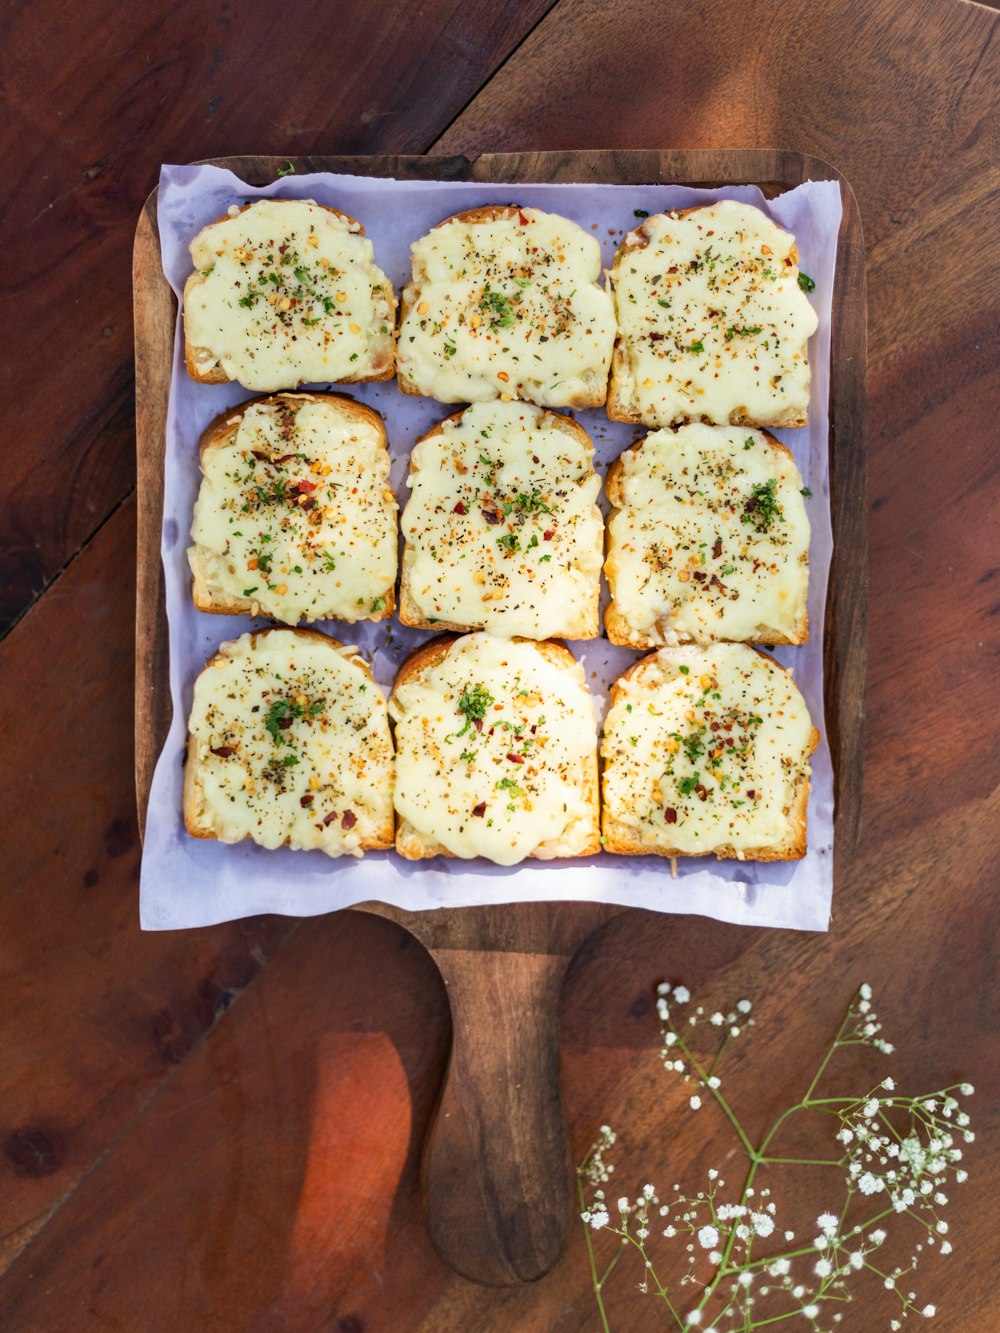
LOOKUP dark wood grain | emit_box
[0,0,555,634]
[1,0,997,1325]
[134,150,865,1286]
[0,494,299,1274]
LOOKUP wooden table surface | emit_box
[1,1,997,1328]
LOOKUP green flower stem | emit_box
[576,1172,612,1333]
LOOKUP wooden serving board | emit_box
[134,150,867,1288]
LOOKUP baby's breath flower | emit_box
[579,981,969,1330]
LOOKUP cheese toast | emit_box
[183,628,394,856]
[399,401,602,639]
[607,201,818,428]
[187,393,397,625]
[604,424,810,648]
[601,644,819,861]
[183,199,395,390]
[396,206,616,408]
[389,633,601,864]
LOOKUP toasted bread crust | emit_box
[398,406,601,638]
[397,206,610,410]
[389,635,602,860]
[188,392,396,622]
[184,203,396,387]
[607,206,808,428]
[600,648,818,861]
[603,429,809,648]
[183,627,394,852]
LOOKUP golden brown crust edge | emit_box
[602,430,809,647]
[607,206,806,428]
[397,408,601,638]
[389,635,602,860]
[599,648,819,861]
[183,203,396,387]
[189,393,396,622]
[183,627,394,852]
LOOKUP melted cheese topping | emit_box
[390,635,598,865]
[397,209,616,407]
[185,200,394,390]
[188,395,397,624]
[401,402,602,637]
[607,425,809,645]
[610,201,819,426]
[602,645,815,854]
[188,631,393,855]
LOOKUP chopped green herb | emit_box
[801,486,812,498]
[634,209,649,218]
[276,162,297,177]
[689,340,704,353]
[497,533,520,554]
[798,271,816,293]
[457,684,495,736]
[742,479,784,530]
[678,772,700,797]
[679,665,690,675]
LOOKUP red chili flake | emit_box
[301,497,315,511]
[506,753,525,764]
[453,501,467,515]
[709,574,725,590]
[664,807,678,824]
[275,452,296,463]
[322,811,338,826]
[278,716,293,730]
[296,479,317,493]
[543,529,554,541]
[474,718,483,733]
[482,508,502,525]
[709,722,720,732]
[746,789,756,800]
[712,539,722,559]
[649,332,664,342]
[210,745,235,758]
[695,784,709,801]
[472,802,487,817]
[300,793,314,807]
[692,570,707,582]
[251,450,268,462]
[667,265,678,274]
[517,209,530,225]
[532,455,540,463]
[341,810,357,830]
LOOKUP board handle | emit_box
[422,947,571,1286]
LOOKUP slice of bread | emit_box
[398,401,602,639]
[187,392,397,625]
[601,644,819,861]
[396,206,616,409]
[183,199,395,391]
[389,633,600,864]
[607,201,819,428]
[604,424,810,648]
[183,628,394,856]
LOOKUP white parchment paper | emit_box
[140,164,842,932]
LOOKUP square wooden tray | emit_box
[133,150,867,1287]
